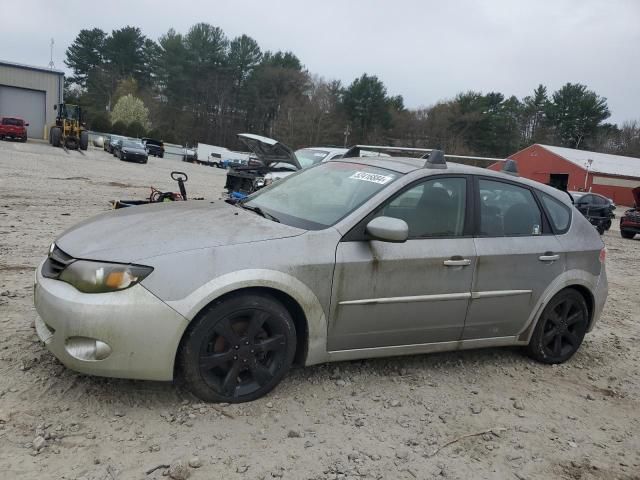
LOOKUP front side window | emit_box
[378,177,467,238]
[245,162,399,230]
[479,179,542,236]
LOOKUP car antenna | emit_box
[423,150,447,169]
[502,159,519,176]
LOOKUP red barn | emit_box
[490,144,640,206]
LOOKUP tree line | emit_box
[65,24,640,157]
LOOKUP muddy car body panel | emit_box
[35,156,608,396]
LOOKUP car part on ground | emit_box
[35,152,608,403]
[111,171,193,208]
[620,187,640,239]
[0,117,29,142]
[49,103,88,151]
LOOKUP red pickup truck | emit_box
[0,117,29,142]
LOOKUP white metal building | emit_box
[0,60,64,140]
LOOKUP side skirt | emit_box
[326,336,526,363]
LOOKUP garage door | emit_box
[0,85,46,139]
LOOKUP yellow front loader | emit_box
[50,103,88,150]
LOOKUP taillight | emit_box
[599,247,606,264]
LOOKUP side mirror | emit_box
[25,123,29,127]
[365,216,409,243]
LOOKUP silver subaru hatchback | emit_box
[34,151,607,403]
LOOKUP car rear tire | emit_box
[526,289,589,364]
[179,292,296,403]
[621,230,635,239]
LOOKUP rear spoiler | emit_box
[342,144,517,175]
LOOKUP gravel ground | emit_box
[0,140,639,480]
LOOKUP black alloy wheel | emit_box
[180,293,296,403]
[527,289,589,364]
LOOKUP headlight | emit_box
[254,177,266,188]
[59,260,153,293]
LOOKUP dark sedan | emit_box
[570,191,615,234]
[116,139,148,164]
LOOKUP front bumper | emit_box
[34,261,188,381]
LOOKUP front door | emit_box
[328,176,476,351]
[464,177,565,339]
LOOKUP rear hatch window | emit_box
[2,118,24,126]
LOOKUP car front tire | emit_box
[621,230,635,239]
[526,289,589,364]
[179,292,296,403]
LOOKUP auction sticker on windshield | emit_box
[349,171,394,184]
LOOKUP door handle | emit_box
[443,258,471,267]
[539,254,560,262]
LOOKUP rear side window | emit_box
[540,193,571,233]
[479,179,542,236]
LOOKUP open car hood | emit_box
[237,133,301,170]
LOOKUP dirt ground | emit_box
[0,140,638,480]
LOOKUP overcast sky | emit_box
[4,0,639,124]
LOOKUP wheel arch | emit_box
[517,273,597,343]
[167,269,329,371]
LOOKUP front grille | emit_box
[42,246,75,279]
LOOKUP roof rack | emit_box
[342,144,506,170]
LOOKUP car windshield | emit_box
[295,149,330,168]
[244,161,399,229]
[123,140,143,148]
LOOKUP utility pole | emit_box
[48,38,55,69]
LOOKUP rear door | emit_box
[463,177,565,340]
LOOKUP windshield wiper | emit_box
[238,203,280,223]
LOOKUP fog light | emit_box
[65,337,112,361]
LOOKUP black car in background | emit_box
[142,138,164,158]
[105,134,125,153]
[115,139,148,164]
[570,191,616,234]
